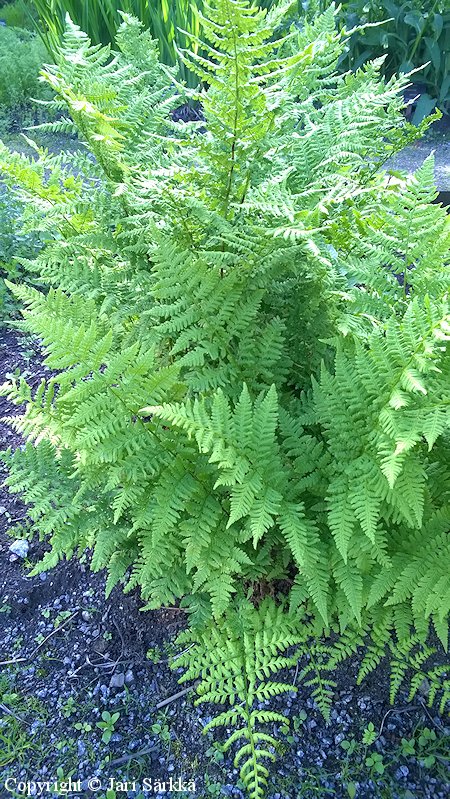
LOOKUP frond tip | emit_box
[174,598,301,798]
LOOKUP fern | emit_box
[174,598,301,799]
[0,2,449,795]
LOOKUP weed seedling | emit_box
[74,721,92,733]
[96,710,120,743]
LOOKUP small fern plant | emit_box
[0,2,449,795]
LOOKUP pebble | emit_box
[9,539,29,558]
[109,672,125,690]
[396,765,409,778]
[77,741,86,757]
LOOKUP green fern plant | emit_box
[0,2,449,795]
[175,598,302,799]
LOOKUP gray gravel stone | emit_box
[9,539,29,558]
[109,672,125,690]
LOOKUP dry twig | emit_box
[109,744,158,766]
[155,683,198,710]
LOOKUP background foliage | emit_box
[0,26,51,132]
[20,0,450,111]
[323,0,450,119]
[0,0,35,27]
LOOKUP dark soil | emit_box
[0,334,449,799]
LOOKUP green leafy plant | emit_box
[0,0,36,28]
[176,599,301,796]
[365,751,385,776]
[74,721,93,732]
[0,187,43,323]
[60,696,76,718]
[0,677,48,768]
[0,25,51,132]
[146,645,162,663]
[361,721,378,746]
[96,710,120,744]
[151,716,172,744]
[0,2,449,797]
[401,724,450,772]
[324,1,450,120]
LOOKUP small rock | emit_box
[39,572,47,581]
[77,740,86,758]
[109,672,125,690]
[81,610,90,622]
[125,668,134,685]
[0,505,7,514]
[396,765,409,778]
[9,539,29,558]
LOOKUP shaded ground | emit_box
[0,329,449,799]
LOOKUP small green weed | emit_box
[0,677,47,768]
[204,775,222,797]
[146,646,162,664]
[206,741,225,765]
[60,696,77,718]
[96,710,120,744]
[74,721,92,733]
[151,716,171,744]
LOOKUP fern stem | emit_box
[222,0,241,219]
